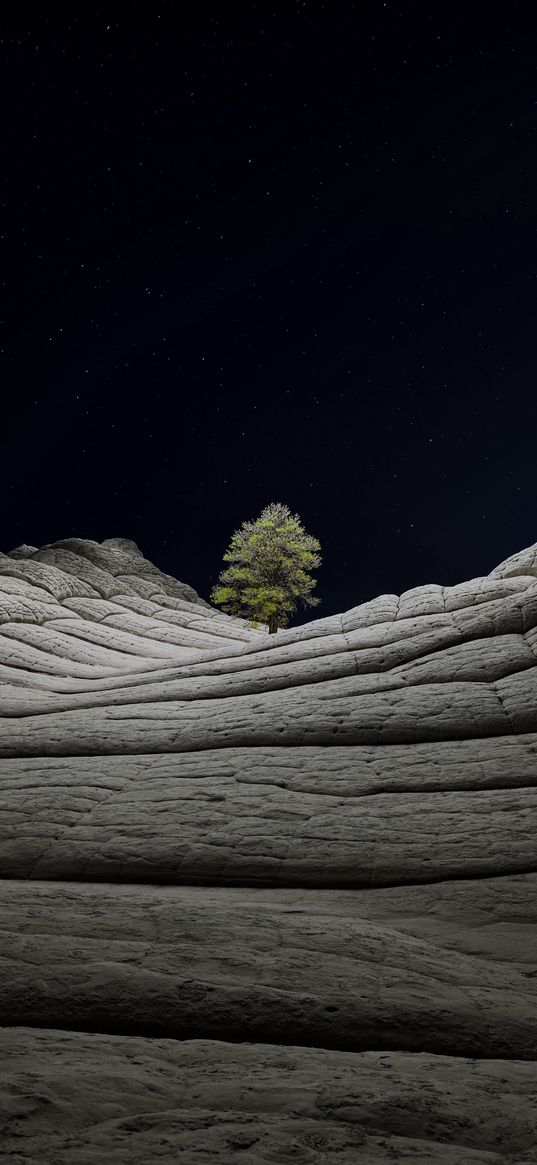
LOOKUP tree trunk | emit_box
[267,615,278,634]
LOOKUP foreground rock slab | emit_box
[2,1029,537,1163]
[1,878,536,1060]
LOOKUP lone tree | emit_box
[210,502,322,634]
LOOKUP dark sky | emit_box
[3,5,537,622]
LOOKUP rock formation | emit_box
[1,535,537,1162]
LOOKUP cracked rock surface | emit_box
[1,536,537,1162]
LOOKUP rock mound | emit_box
[1,536,537,1161]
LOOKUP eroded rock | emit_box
[1,537,537,1161]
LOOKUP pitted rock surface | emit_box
[1,536,537,1162]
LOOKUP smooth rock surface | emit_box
[1,536,537,1161]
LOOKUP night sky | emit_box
[3,5,537,623]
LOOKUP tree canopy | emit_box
[209,502,322,633]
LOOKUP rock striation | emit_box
[1,535,537,1162]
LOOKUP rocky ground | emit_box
[1,535,537,1162]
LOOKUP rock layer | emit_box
[1,536,537,1161]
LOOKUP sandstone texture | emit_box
[1,535,537,1162]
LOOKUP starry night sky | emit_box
[3,5,537,622]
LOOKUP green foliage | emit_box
[209,501,322,633]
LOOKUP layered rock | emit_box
[1,536,537,1162]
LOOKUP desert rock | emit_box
[1,536,537,1161]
